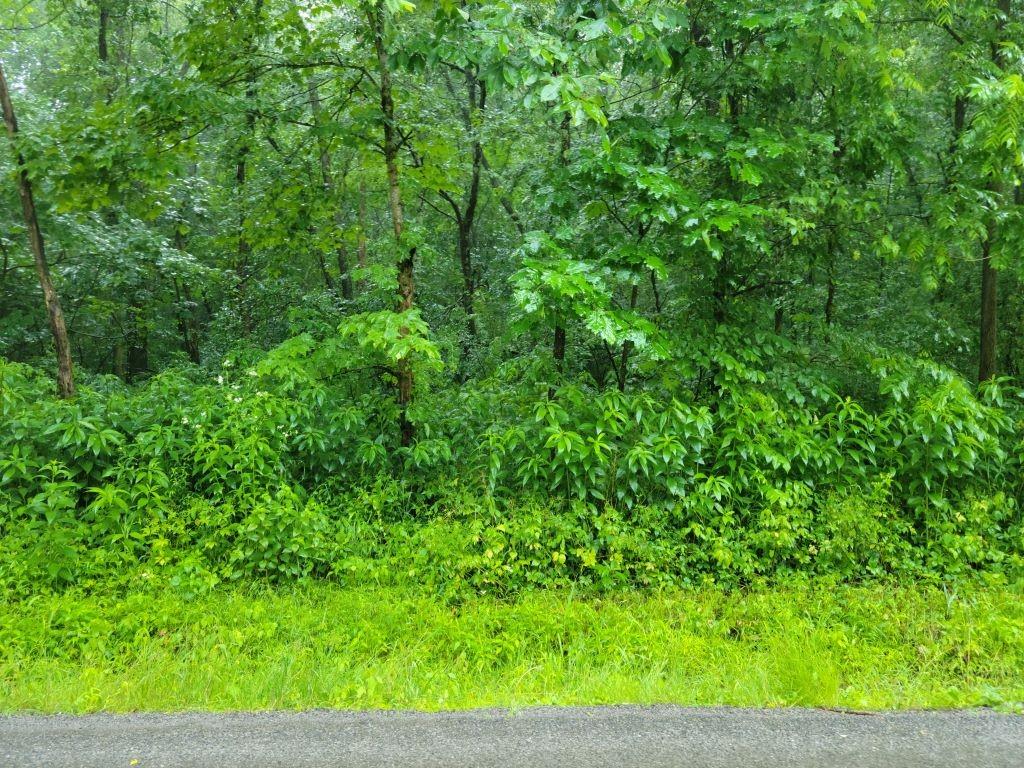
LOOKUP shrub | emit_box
[2,338,1024,598]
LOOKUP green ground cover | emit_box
[3,583,1022,713]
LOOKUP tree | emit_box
[0,59,75,398]
[367,0,417,446]
[978,0,1013,382]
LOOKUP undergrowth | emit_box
[2,583,1022,713]
[3,335,1024,596]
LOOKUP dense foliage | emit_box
[3,347,1023,594]
[2,0,1024,596]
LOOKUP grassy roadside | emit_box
[1,583,1023,713]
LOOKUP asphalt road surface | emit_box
[2,706,1022,768]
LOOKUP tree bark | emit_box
[824,246,836,331]
[235,80,255,336]
[979,231,998,382]
[357,176,368,273]
[231,0,263,337]
[441,66,486,358]
[171,226,202,365]
[370,0,415,446]
[824,273,836,332]
[0,61,75,398]
[978,0,1011,382]
[309,79,353,300]
[173,280,202,365]
[126,306,148,380]
[458,71,484,342]
[616,283,640,391]
[552,110,571,372]
[553,325,566,372]
[98,4,110,63]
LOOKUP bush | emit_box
[2,337,1024,598]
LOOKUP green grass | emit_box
[2,582,1023,713]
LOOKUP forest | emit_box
[2,0,1024,638]
[3,0,1024,714]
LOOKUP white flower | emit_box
[247,369,257,377]
[216,375,224,385]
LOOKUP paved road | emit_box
[2,707,1022,768]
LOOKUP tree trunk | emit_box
[173,279,202,365]
[0,61,75,398]
[617,283,639,392]
[357,176,368,273]
[98,4,110,63]
[978,0,1011,383]
[309,79,353,301]
[553,325,566,371]
[459,71,484,342]
[113,338,127,380]
[711,39,741,330]
[0,239,9,295]
[457,223,476,339]
[979,232,998,382]
[169,163,203,366]
[825,269,836,328]
[552,110,570,370]
[231,0,263,337]
[235,82,254,336]
[126,306,148,381]
[441,67,486,361]
[370,1,416,446]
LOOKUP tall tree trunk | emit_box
[824,272,836,328]
[441,65,486,360]
[309,79,353,301]
[979,232,998,381]
[617,283,640,391]
[978,0,1011,382]
[172,229,202,365]
[823,234,837,335]
[457,223,476,338]
[235,81,255,337]
[0,239,9,295]
[231,0,263,337]
[459,71,484,343]
[370,1,415,446]
[0,61,75,398]
[357,176,368,273]
[314,238,335,291]
[126,306,148,380]
[113,339,127,380]
[552,111,571,373]
[98,4,110,63]
[173,280,202,365]
[552,325,566,372]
